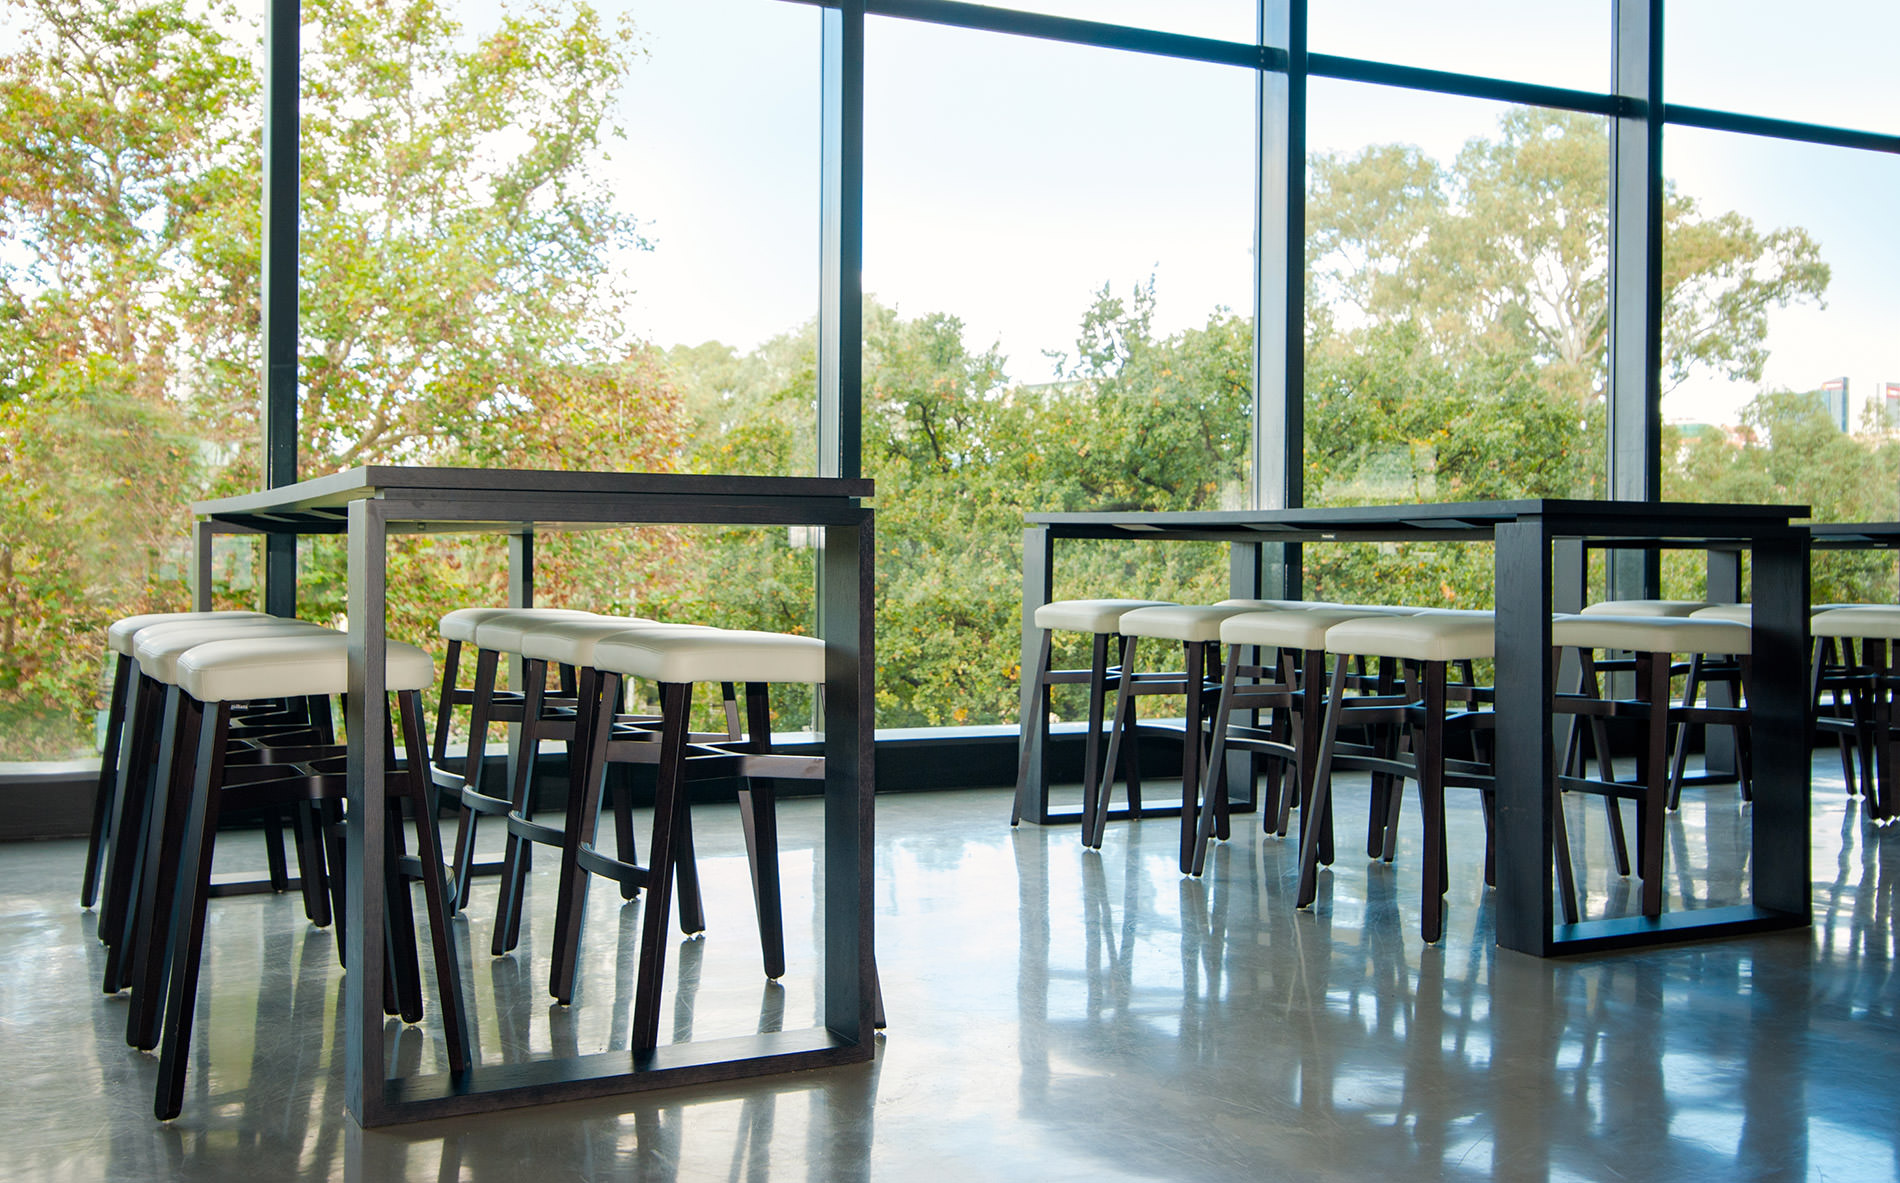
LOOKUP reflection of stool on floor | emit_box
[1013,599,1175,834]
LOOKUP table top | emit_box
[194,466,875,534]
[1026,498,1811,544]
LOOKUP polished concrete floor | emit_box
[4,758,1898,1182]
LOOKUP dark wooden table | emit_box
[193,466,877,1127]
[1017,499,1812,958]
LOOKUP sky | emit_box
[500,0,1898,427]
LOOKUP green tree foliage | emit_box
[0,0,688,755]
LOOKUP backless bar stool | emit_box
[550,627,824,1043]
[1299,612,1498,943]
[439,607,600,909]
[485,616,736,959]
[85,611,273,908]
[1013,599,1176,832]
[152,632,469,1120]
[96,615,334,993]
[112,620,342,1040]
[1549,613,1751,920]
[1090,604,1277,867]
[1811,606,1900,821]
[1194,607,1403,877]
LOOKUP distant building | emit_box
[1818,377,1850,432]
[1881,381,1900,431]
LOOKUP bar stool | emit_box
[1085,604,1276,867]
[84,611,274,909]
[1192,606,1408,877]
[549,627,824,1048]
[483,615,733,959]
[1299,612,1498,943]
[1013,599,1176,831]
[95,616,335,993]
[438,607,600,909]
[151,632,469,1120]
[1549,613,1751,920]
[1811,606,1900,821]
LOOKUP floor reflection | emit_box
[5,755,1899,1181]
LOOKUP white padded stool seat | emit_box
[1324,613,1496,662]
[1220,607,1398,652]
[1331,603,1430,615]
[1551,613,1751,656]
[1581,599,1713,618]
[1117,604,1268,643]
[1687,604,1750,625]
[1033,599,1177,633]
[439,607,597,644]
[592,628,827,686]
[135,619,337,685]
[109,611,273,657]
[1215,598,1341,611]
[177,633,436,703]
[516,616,685,667]
[1813,606,1900,640]
[469,610,609,652]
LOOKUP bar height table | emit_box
[193,466,877,1126]
[1018,499,1812,958]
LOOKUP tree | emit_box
[0,0,687,756]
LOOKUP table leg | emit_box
[345,497,391,1124]
[1015,526,1054,825]
[822,518,875,1044]
[1493,518,1556,956]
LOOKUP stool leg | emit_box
[633,681,695,1054]
[549,672,621,1005]
[154,700,232,1121]
[450,647,501,913]
[398,688,471,1073]
[1090,637,1139,849]
[493,657,548,956]
[1666,653,1705,810]
[432,638,463,768]
[738,682,786,980]
[1296,656,1351,910]
[1178,640,1209,874]
[82,653,136,908]
[1192,648,1244,876]
[99,672,165,956]
[125,689,199,1048]
[1080,631,1115,847]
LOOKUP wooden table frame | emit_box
[193,466,877,1127]
[1018,499,1812,958]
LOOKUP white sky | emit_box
[493,1,1899,425]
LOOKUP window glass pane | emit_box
[1667,0,1900,134]
[863,18,1254,726]
[1,0,266,760]
[969,1,1254,42]
[1309,1,1609,93]
[1663,128,1900,602]
[1304,80,1609,607]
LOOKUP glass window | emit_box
[1663,127,1900,602]
[1309,1,1609,93]
[1304,80,1609,606]
[863,17,1254,726]
[1666,0,1900,134]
